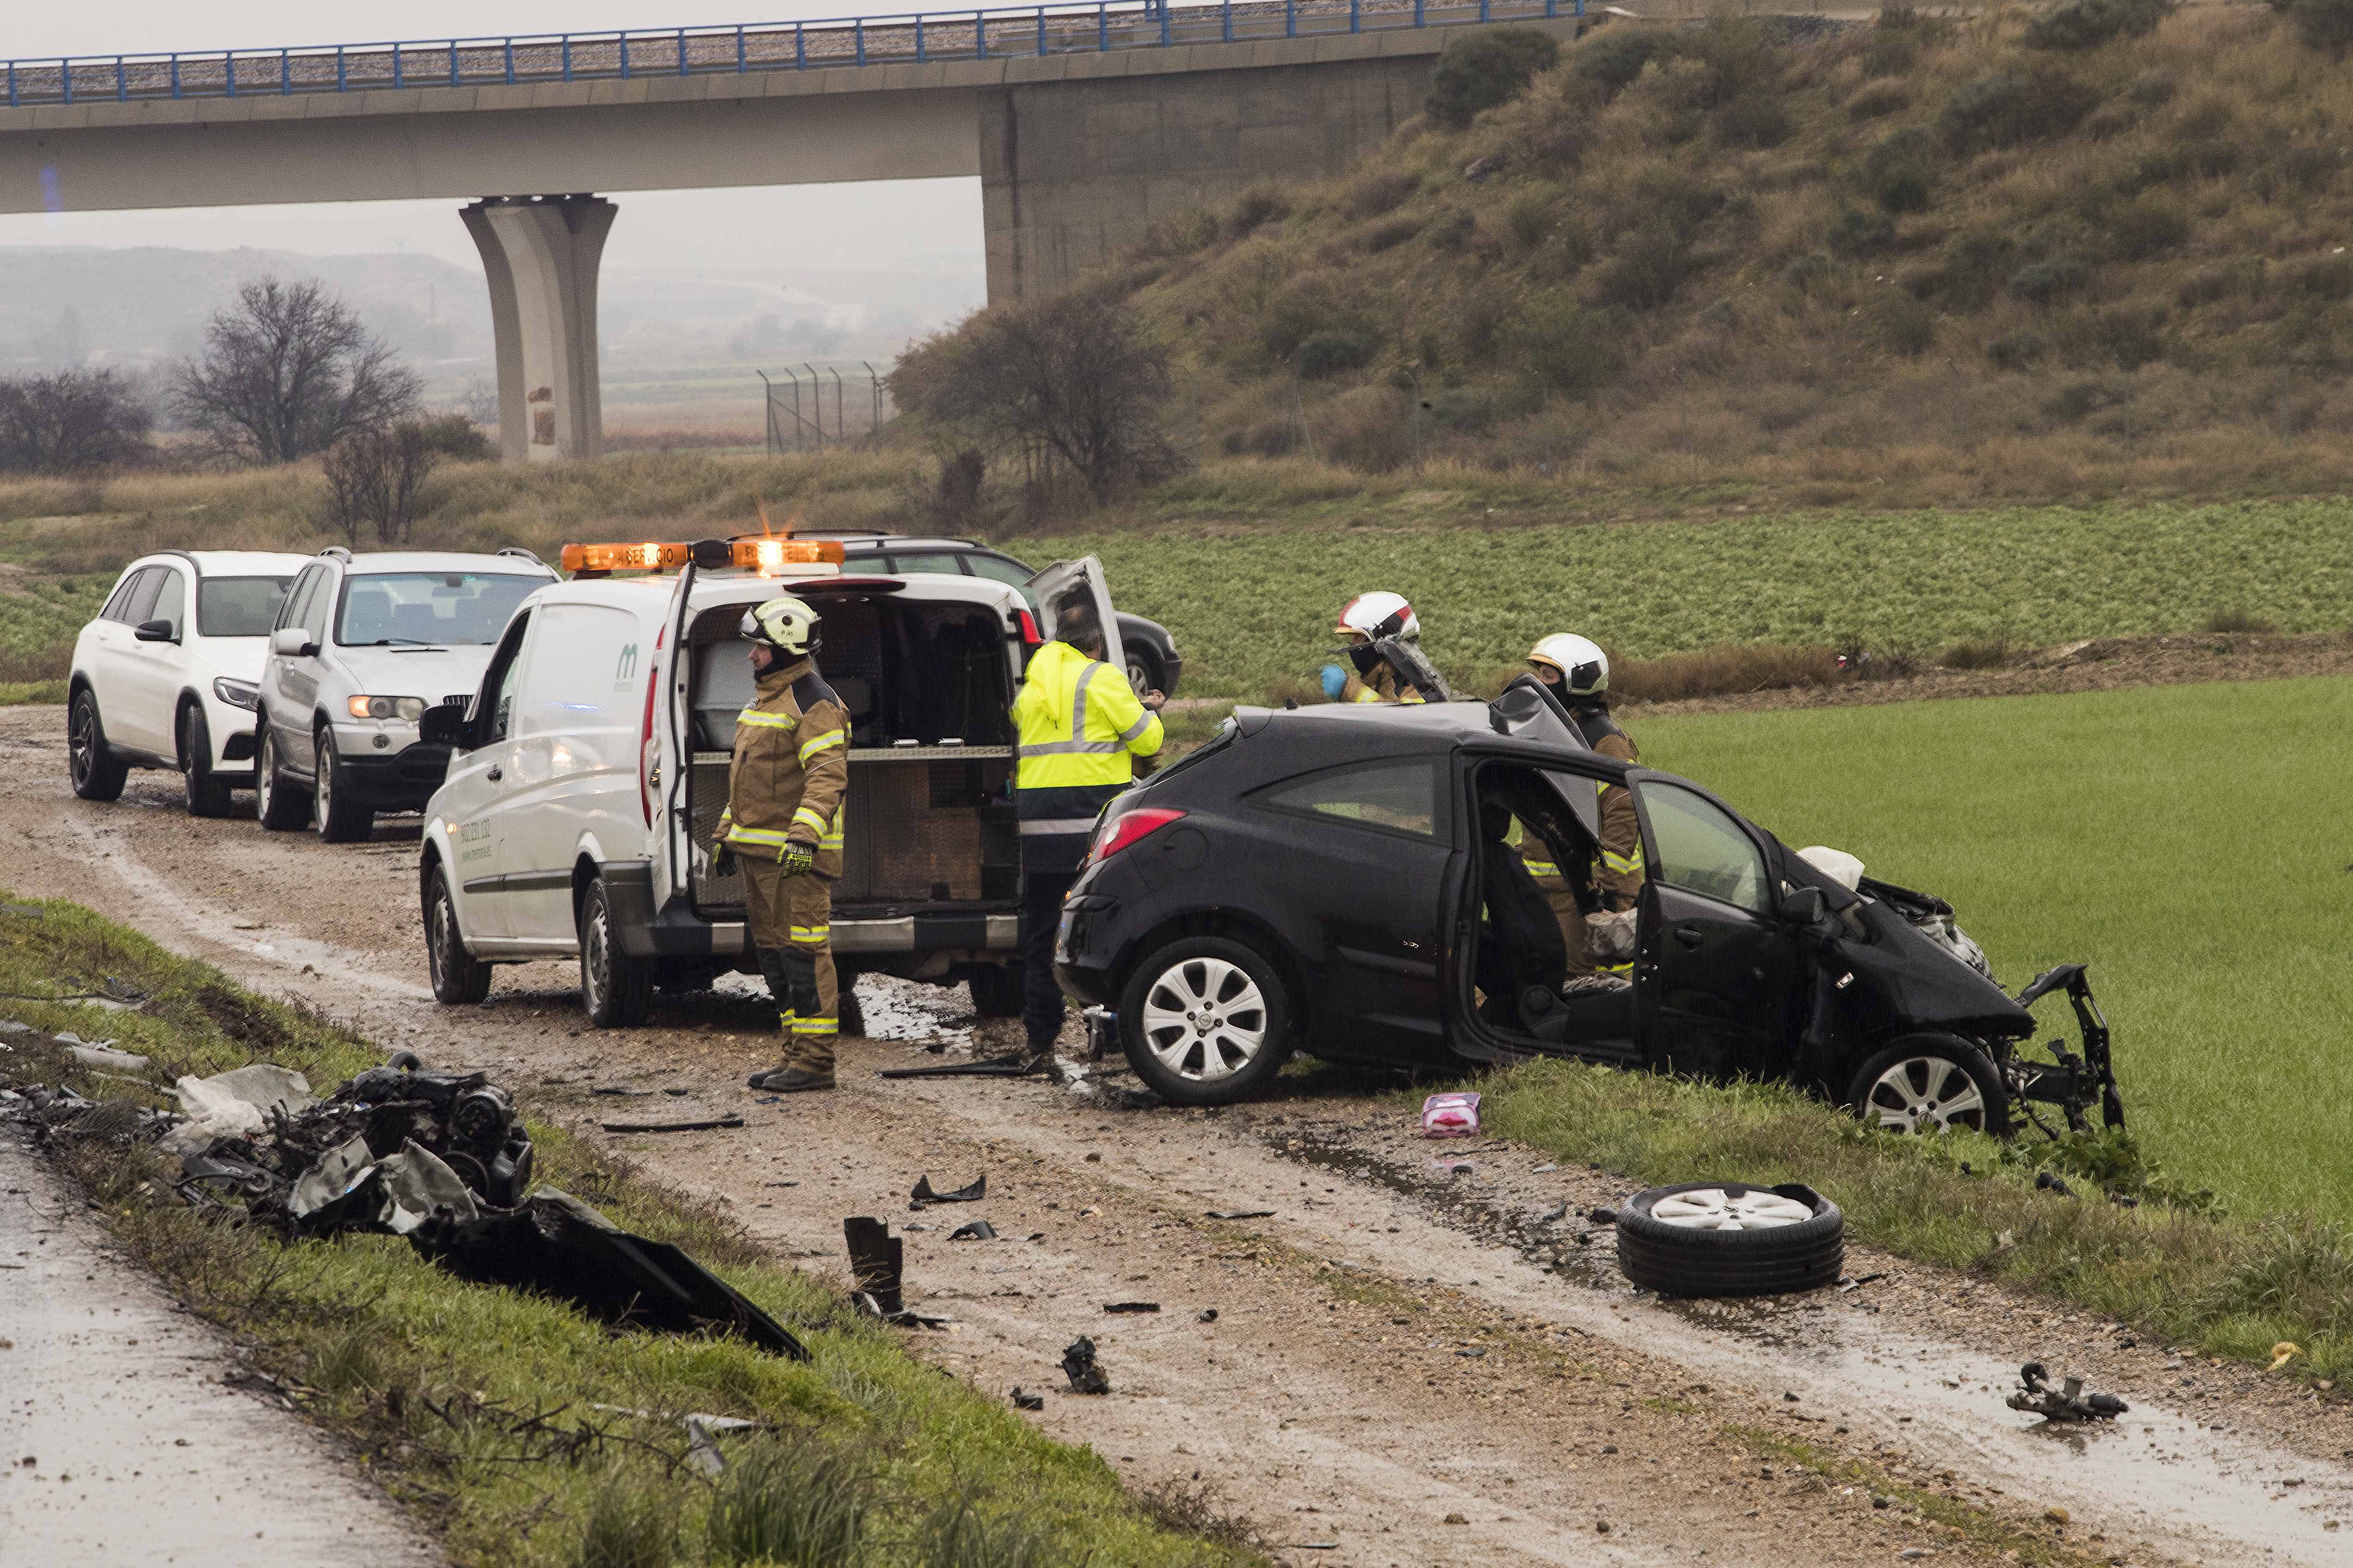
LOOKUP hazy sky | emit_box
[0,1,984,279]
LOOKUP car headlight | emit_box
[212,677,260,711]
[347,694,427,721]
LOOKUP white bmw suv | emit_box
[255,547,555,842]
[68,550,312,815]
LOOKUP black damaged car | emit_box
[1054,678,2121,1133]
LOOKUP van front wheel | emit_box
[579,877,655,1028]
[424,864,492,1005]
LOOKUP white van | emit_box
[414,536,1119,1028]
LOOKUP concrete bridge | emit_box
[0,3,1587,460]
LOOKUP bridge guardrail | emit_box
[3,0,1582,109]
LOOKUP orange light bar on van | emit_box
[560,541,694,573]
[732,537,844,573]
[557,538,846,575]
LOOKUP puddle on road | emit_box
[1273,1128,2353,1567]
[709,971,976,1053]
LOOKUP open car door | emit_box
[1024,556,1124,679]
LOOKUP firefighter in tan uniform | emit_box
[1524,634,1644,976]
[714,594,850,1093]
[1331,591,1428,705]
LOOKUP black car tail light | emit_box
[1092,807,1186,863]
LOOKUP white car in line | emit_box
[67,549,311,815]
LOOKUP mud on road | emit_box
[6,701,2352,1568]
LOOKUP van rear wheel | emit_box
[579,877,655,1028]
[1119,935,1294,1106]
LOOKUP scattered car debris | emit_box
[1421,1091,1480,1137]
[2272,1341,2302,1371]
[2035,1171,2077,1198]
[1197,1308,1219,1323]
[1590,1206,1618,1225]
[599,1115,744,1134]
[878,1050,1047,1081]
[1010,1387,1045,1411]
[842,1216,955,1328]
[1206,1209,1274,1221]
[1457,1348,1487,1359]
[1103,1301,1160,1314]
[1536,1201,1569,1224]
[1532,1163,1559,1174]
[65,1043,149,1072]
[590,1086,656,1098]
[910,1173,986,1208]
[2006,1362,2127,1423]
[1836,1271,1889,1293]
[1062,1336,1112,1394]
[948,1220,997,1241]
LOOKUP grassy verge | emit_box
[0,894,1262,1568]
[1479,1058,2353,1385]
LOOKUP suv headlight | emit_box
[212,677,260,711]
[347,695,427,721]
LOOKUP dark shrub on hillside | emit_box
[2096,308,2168,370]
[2289,253,2353,300]
[2274,0,2353,57]
[2009,257,2092,302]
[2176,259,2266,307]
[2041,380,2115,422]
[1505,194,1556,250]
[1258,275,1373,363]
[2023,0,2176,51]
[1986,329,2048,369]
[1861,5,1954,75]
[1507,297,1626,395]
[1938,68,2099,153]
[1226,185,1290,239]
[1428,209,1478,252]
[1360,216,1423,254]
[1427,28,1562,128]
[1343,171,1419,221]
[1591,223,1694,310]
[1829,207,1899,257]
[1847,78,1911,121]
[1295,331,1379,380]
[1779,252,1837,294]
[1911,230,2017,309]
[413,412,494,461]
[1717,92,1793,149]
[1865,127,1942,213]
[1572,25,1682,95]
[1873,292,1938,356]
[2105,196,2190,261]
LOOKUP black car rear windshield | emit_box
[196,576,294,638]
[337,573,544,646]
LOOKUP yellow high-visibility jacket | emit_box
[717,659,848,877]
[1012,639,1163,873]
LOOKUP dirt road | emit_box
[7,701,2351,1568]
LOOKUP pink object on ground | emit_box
[1421,1091,1481,1137]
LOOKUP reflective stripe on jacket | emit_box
[1011,639,1163,874]
[1339,658,1426,706]
[717,659,849,877]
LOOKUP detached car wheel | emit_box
[1615,1182,1845,1298]
[254,724,310,831]
[1119,935,1294,1106]
[1845,1035,2009,1138]
[68,689,128,802]
[178,704,236,819]
[424,863,492,1005]
[313,729,374,844]
[578,877,654,1028]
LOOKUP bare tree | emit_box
[172,278,421,466]
[459,376,499,427]
[892,285,1182,504]
[0,370,152,473]
[322,422,438,545]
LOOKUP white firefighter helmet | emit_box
[1528,633,1609,697]
[1335,591,1420,643]
[740,593,823,660]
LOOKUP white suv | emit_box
[68,550,311,815]
[255,547,556,842]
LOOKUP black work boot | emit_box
[749,1065,835,1093]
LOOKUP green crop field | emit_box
[1056,500,2353,698]
[1627,673,2353,1228]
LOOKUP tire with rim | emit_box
[254,723,310,831]
[1125,644,1163,700]
[1118,935,1294,1106]
[67,688,129,802]
[178,703,236,818]
[968,964,1023,1019]
[1614,1181,1845,1298]
[577,877,654,1028]
[423,862,492,1005]
[1843,1034,2010,1138]
[312,727,374,843]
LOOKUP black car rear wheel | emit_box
[1843,1035,2010,1137]
[1615,1181,1845,1298]
[1119,935,1293,1106]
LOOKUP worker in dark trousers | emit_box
[1010,592,1164,1056]
[1524,633,1644,974]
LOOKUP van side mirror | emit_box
[133,618,177,644]
[418,703,470,750]
[1779,887,1827,927]
[270,627,317,658]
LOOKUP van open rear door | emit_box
[1023,557,1123,676]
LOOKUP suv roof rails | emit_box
[317,546,352,561]
[496,547,545,567]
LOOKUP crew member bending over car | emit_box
[715,594,849,1094]
[1328,591,1428,704]
[1523,634,1644,973]
[1012,592,1164,1058]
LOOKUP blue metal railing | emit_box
[1,0,1578,109]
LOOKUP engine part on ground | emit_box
[1614,1182,1845,1298]
[909,1173,986,1208]
[2005,1362,2127,1423]
[1062,1336,1111,1394]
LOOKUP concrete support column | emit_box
[460,195,616,463]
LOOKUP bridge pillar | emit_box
[460,195,616,464]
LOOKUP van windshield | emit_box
[196,576,294,637]
[336,572,544,646]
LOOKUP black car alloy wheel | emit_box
[1615,1182,1845,1298]
[1119,935,1293,1106]
[1843,1034,2010,1137]
[425,864,492,1004]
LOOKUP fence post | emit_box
[856,20,866,65]
[977,12,987,59]
[116,57,126,102]
[1160,2,1171,45]
[224,52,235,98]
[1286,0,1296,40]
[1038,8,1047,56]
[448,41,459,87]
[736,27,746,70]
[831,368,845,446]
[391,43,400,89]
[677,27,688,75]
[172,55,181,98]
[797,24,806,66]
[916,15,926,61]
[7,63,17,109]
[1098,4,1108,51]
[1351,0,1361,31]
[1478,0,1488,23]
[1222,0,1232,42]
[563,36,573,81]
[620,33,630,78]
[503,39,514,84]
[1415,0,1425,25]
[864,362,882,434]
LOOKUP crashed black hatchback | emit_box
[1056,678,2120,1135]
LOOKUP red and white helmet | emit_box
[1529,633,1608,696]
[1334,591,1419,643]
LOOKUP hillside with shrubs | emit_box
[1061,1,2353,501]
